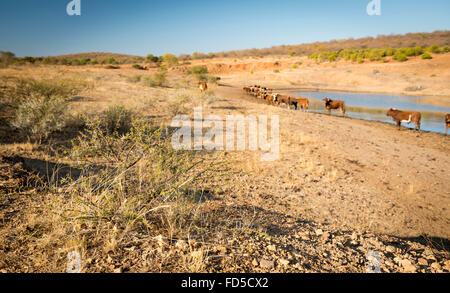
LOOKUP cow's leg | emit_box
[397,121,402,130]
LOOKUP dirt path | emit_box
[210,85,450,239]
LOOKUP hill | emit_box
[193,30,450,59]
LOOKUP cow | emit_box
[323,97,345,116]
[296,97,310,112]
[276,94,291,108]
[446,114,450,135]
[198,82,208,92]
[263,93,279,105]
[386,108,421,131]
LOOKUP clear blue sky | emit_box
[1,0,449,57]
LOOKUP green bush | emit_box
[162,54,179,66]
[394,53,408,62]
[185,66,208,75]
[421,53,432,60]
[79,58,91,65]
[11,94,67,142]
[414,46,424,56]
[426,45,440,54]
[146,54,161,63]
[442,46,449,53]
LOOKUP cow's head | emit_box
[323,97,330,102]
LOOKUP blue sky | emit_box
[1,0,449,57]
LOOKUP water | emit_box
[291,91,450,134]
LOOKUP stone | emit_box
[252,259,259,267]
[315,229,324,236]
[279,259,290,266]
[431,262,441,270]
[260,259,275,269]
[385,246,396,253]
[417,258,428,266]
[400,259,417,273]
[267,245,277,252]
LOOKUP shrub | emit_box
[99,105,134,136]
[0,51,16,67]
[186,66,208,76]
[11,94,67,142]
[394,53,408,62]
[143,68,168,87]
[14,78,89,100]
[357,57,364,64]
[442,46,449,53]
[132,64,146,70]
[414,46,424,56]
[162,54,179,66]
[421,53,432,60]
[405,48,415,57]
[426,45,440,54]
[79,58,91,65]
[146,54,161,63]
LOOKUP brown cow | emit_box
[323,98,345,116]
[295,97,310,112]
[276,94,291,107]
[198,82,208,92]
[446,114,450,135]
[387,108,421,131]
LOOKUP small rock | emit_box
[260,259,275,269]
[252,259,259,267]
[279,259,290,266]
[400,259,417,273]
[267,245,277,252]
[431,262,441,270]
[444,260,450,271]
[386,246,396,253]
[417,258,428,266]
[351,232,358,241]
[321,232,331,242]
[113,267,122,274]
[315,229,324,236]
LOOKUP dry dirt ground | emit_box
[0,60,449,273]
[211,86,450,239]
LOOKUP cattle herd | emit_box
[241,84,450,134]
[243,85,311,112]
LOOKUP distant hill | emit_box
[193,30,450,59]
[47,52,145,64]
